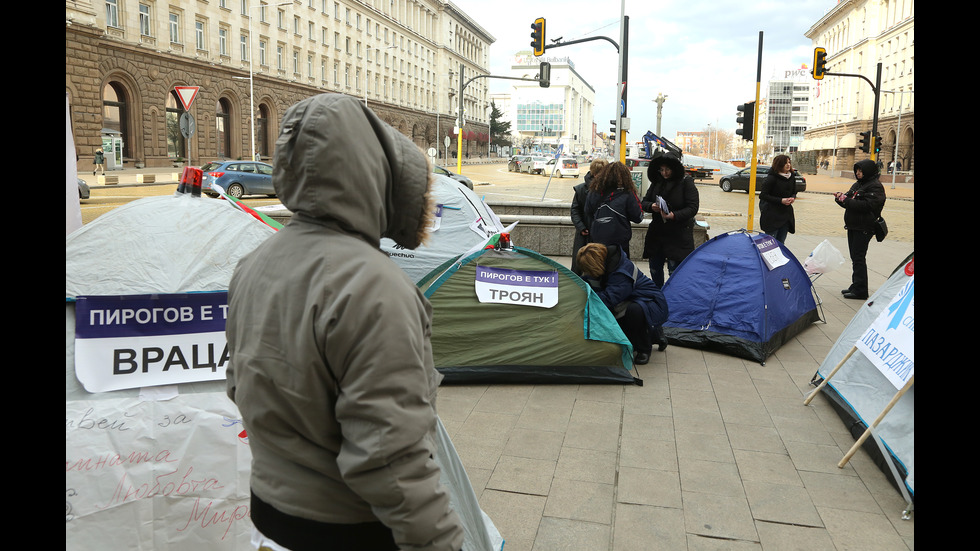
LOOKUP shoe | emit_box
[841,288,851,295]
[842,291,868,300]
[654,327,668,351]
[634,352,650,365]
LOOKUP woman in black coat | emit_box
[641,153,700,287]
[584,162,644,258]
[570,159,608,274]
[758,155,798,243]
[834,159,886,300]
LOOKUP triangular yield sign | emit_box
[175,86,200,111]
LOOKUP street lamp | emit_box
[244,1,291,161]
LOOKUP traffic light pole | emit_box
[455,63,552,174]
[746,31,763,232]
[816,60,883,162]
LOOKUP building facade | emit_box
[67,0,493,168]
[802,0,914,174]
[494,52,596,156]
[767,79,810,155]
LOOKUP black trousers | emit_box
[617,302,652,354]
[846,229,874,295]
[251,492,397,551]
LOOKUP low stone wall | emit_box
[489,201,708,258]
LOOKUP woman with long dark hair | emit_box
[759,155,798,243]
[584,161,643,257]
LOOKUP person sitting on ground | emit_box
[576,242,669,365]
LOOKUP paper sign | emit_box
[753,234,789,270]
[66,395,252,549]
[74,293,230,393]
[474,266,558,308]
[855,275,914,390]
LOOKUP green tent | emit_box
[420,246,641,385]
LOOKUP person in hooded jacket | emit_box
[577,242,669,364]
[225,94,464,551]
[758,155,798,243]
[570,159,608,274]
[584,161,643,258]
[834,158,886,300]
[641,153,700,287]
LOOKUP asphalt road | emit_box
[78,163,913,244]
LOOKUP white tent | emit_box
[380,175,504,283]
[66,194,502,550]
[812,253,914,500]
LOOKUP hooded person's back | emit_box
[225,94,463,551]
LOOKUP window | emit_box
[105,0,120,28]
[240,34,249,61]
[219,28,228,56]
[139,4,151,36]
[168,13,180,43]
[195,21,205,50]
[277,44,284,70]
[259,40,267,65]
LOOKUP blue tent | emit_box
[662,231,819,364]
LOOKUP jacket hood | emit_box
[854,159,880,182]
[273,94,432,249]
[648,153,685,182]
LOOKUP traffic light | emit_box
[530,18,546,56]
[539,61,551,88]
[873,132,882,154]
[610,119,618,134]
[812,47,827,80]
[859,131,871,153]
[736,101,755,142]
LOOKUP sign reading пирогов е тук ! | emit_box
[474,266,558,308]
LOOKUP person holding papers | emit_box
[641,153,700,286]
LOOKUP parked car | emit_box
[545,157,580,178]
[433,165,474,190]
[78,177,90,200]
[718,165,806,193]
[201,160,276,198]
[522,156,549,175]
[508,155,528,172]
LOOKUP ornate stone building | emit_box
[802,0,914,174]
[66,0,493,168]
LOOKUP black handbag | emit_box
[874,216,888,242]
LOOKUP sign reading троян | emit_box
[73,292,230,393]
[474,266,558,308]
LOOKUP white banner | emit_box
[855,275,915,390]
[66,395,253,550]
[74,293,230,392]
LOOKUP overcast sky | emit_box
[453,0,835,142]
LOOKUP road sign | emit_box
[174,86,200,111]
[179,112,196,139]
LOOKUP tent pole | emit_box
[838,375,914,468]
[803,346,856,405]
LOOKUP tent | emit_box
[811,253,914,500]
[419,245,640,384]
[661,230,819,364]
[381,175,504,283]
[66,194,503,551]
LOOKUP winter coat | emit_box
[584,186,643,254]
[583,244,669,328]
[225,94,463,551]
[836,159,886,232]
[758,170,798,234]
[94,149,104,164]
[641,154,700,261]
[570,180,592,273]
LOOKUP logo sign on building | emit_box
[74,292,230,392]
[174,86,200,110]
[474,266,558,308]
[855,276,914,390]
